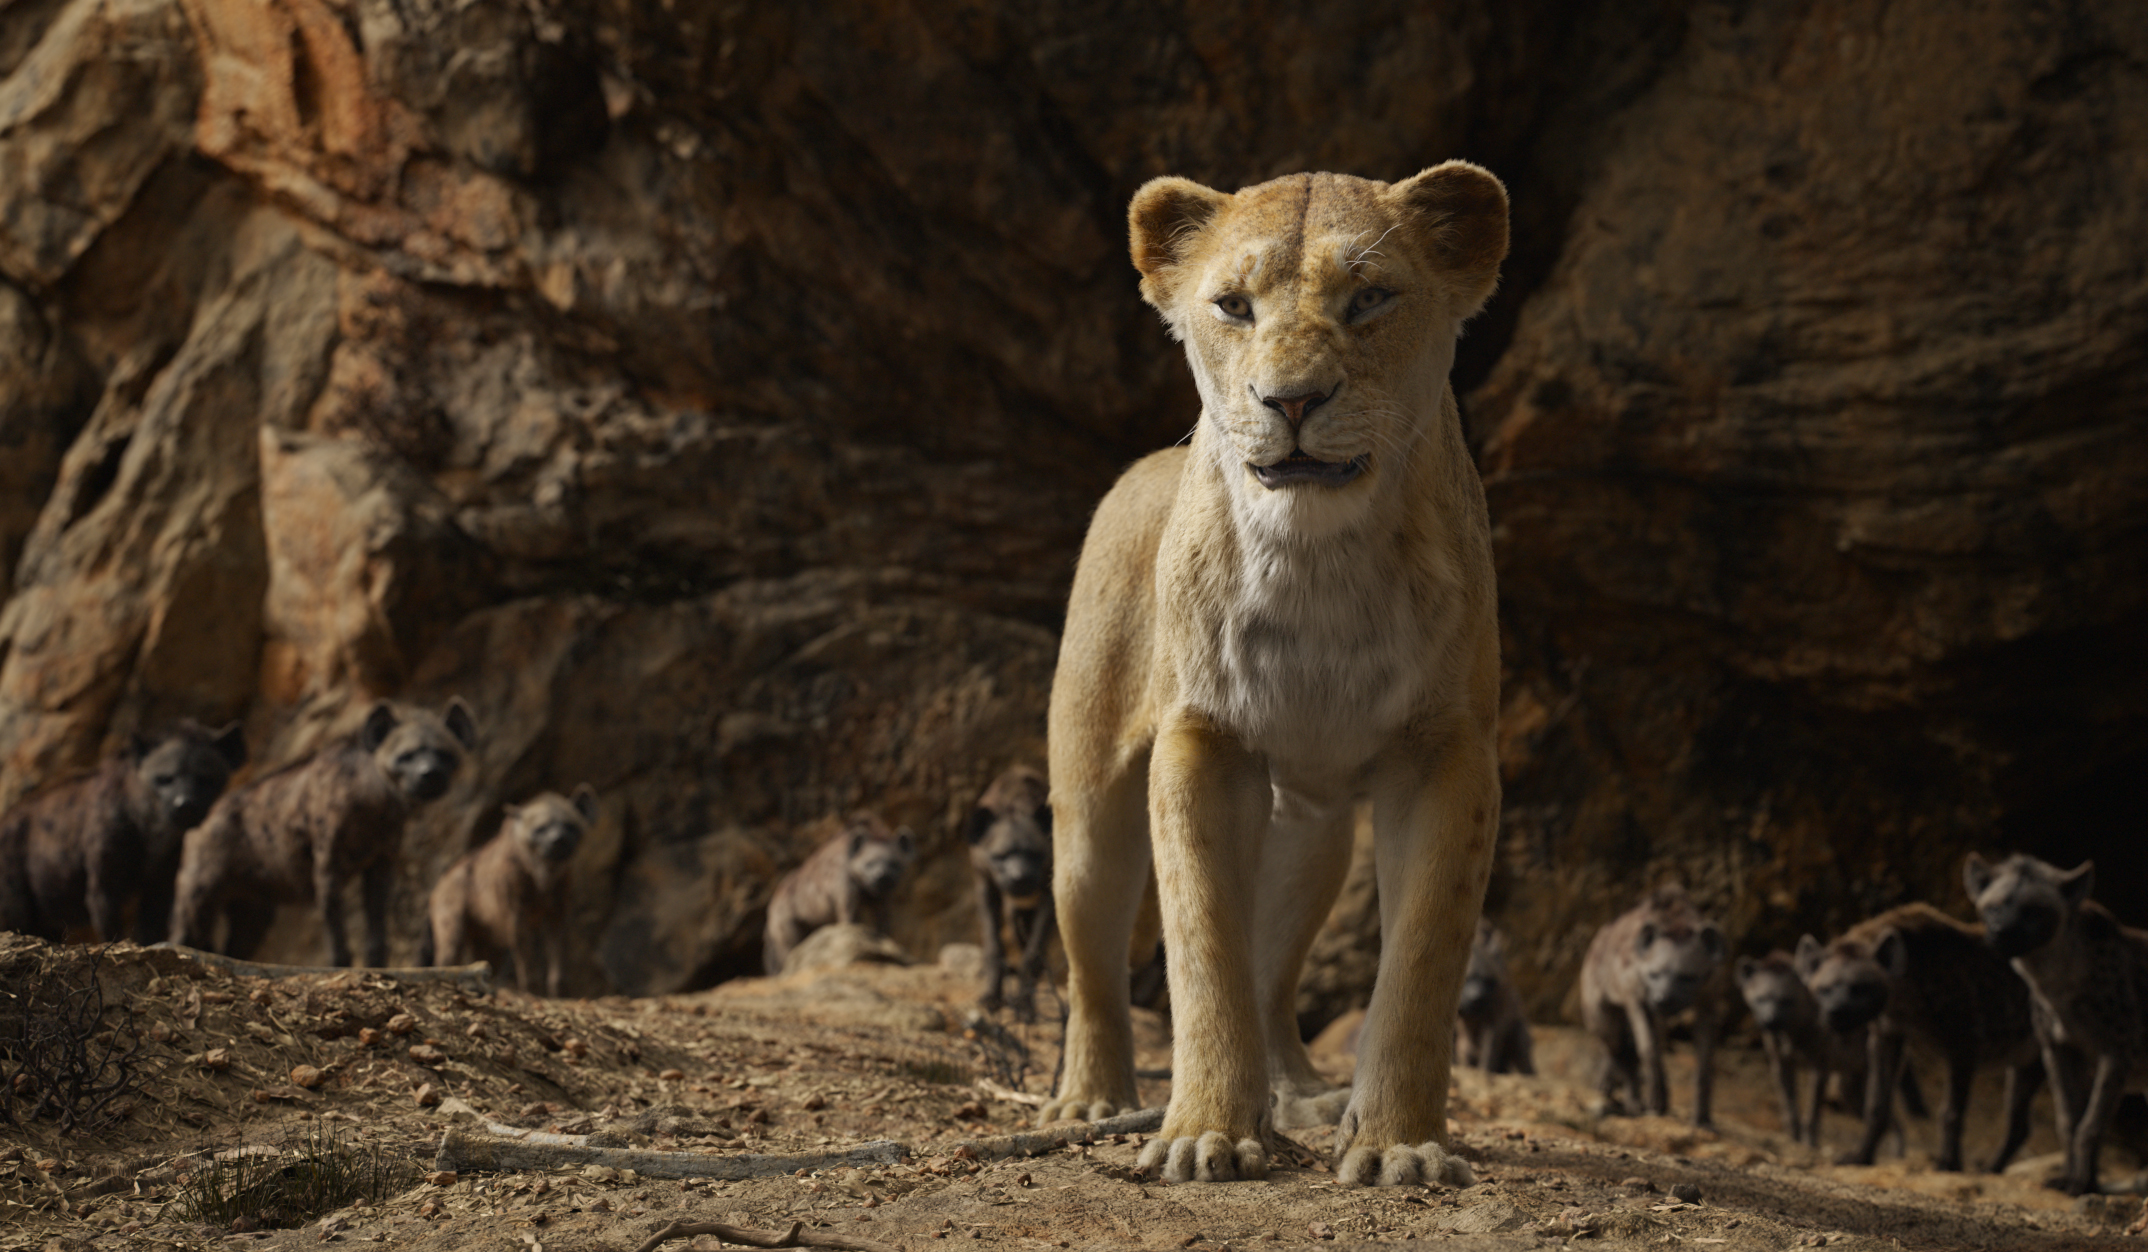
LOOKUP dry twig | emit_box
[947,1105,1164,1161]
[435,1128,908,1179]
[631,1217,897,1252]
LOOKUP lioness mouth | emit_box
[1250,450,1369,489]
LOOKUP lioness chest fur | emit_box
[1042,166,1508,1188]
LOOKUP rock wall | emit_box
[1,0,2141,1010]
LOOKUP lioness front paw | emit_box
[1035,1096,1132,1126]
[1336,1140,1475,1188]
[1136,1131,1267,1183]
[1274,1086,1351,1130]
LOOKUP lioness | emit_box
[1041,165,1508,1187]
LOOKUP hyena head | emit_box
[966,765,1052,902]
[1632,886,1725,1015]
[509,784,597,867]
[1458,918,1512,1023]
[1796,930,1896,1033]
[128,720,247,847]
[360,697,478,804]
[1963,852,2094,960]
[844,811,915,901]
[1735,952,1813,1033]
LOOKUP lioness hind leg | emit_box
[1037,760,1151,1126]
[1135,712,1274,1183]
[1335,741,1498,1187]
[1259,794,1358,1129]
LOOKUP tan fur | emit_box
[1965,853,2148,1194]
[1579,884,1727,1127]
[1041,166,1508,1187]
[170,698,477,967]
[762,812,914,974]
[426,786,596,997]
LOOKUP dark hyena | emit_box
[762,811,915,974]
[426,786,596,996]
[1457,918,1534,1075]
[0,721,246,944]
[1579,884,1726,1127]
[1736,950,1929,1149]
[169,698,478,967]
[1965,853,2148,1195]
[966,764,1056,1019]
[1797,901,2043,1172]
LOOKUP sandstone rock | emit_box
[780,923,910,977]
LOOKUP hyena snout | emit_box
[395,749,462,801]
[529,821,582,864]
[994,851,1048,899]
[1981,900,2059,959]
[1458,975,1499,1020]
[1818,981,1888,1033]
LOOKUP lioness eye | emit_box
[1212,294,1252,321]
[1350,287,1391,317]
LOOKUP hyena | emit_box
[1737,950,1928,1149]
[0,721,245,943]
[1579,883,1726,1126]
[1797,901,2043,1172]
[169,698,477,967]
[762,811,914,974]
[966,764,1056,1019]
[1456,918,1534,1075]
[1965,853,2148,1195]
[425,786,596,996]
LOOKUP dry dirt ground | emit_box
[2,934,2143,1252]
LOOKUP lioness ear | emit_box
[1128,176,1231,302]
[1387,160,1509,317]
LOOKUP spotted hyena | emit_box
[169,699,478,967]
[1457,918,1534,1075]
[0,721,245,944]
[762,811,914,974]
[1736,950,1927,1149]
[966,764,1056,1019]
[425,786,597,996]
[1580,884,1726,1126]
[1797,901,2043,1172]
[1965,853,2148,1195]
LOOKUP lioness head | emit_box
[1128,164,1507,534]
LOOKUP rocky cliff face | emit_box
[1,0,2140,1010]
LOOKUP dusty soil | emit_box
[2,935,2142,1252]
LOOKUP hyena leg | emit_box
[1986,1055,2043,1175]
[1333,736,1498,1188]
[976,879,1008,1011]
[361,863,394,968]
[1628,1001,1668,1114]
[1253,789,1355,1129]
[1934,1049,1977,1172]
[2061,1052,2124,1195]
[1014,895,1056,1020]
[1134,712,1272,1184]
[223,901,272,960]
[1842,1027,1904,1166]
[1037,752,1152,1126]
[1691,1001,1719,1127]
[316,863,354,968]
[1762,1032,1802,1142]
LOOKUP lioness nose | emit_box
[1260,389,1331,431]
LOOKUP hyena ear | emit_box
[212,721,248,770]
[443,697,479,751]
[361,702,399,751]
[1794,934,1824,979]
[127,731,154,760]
[1386,160,1509,318]
[1874,930,1909,979]
[1635,922,1658,952]
[1128,176,1231,310]
[2059,860,2095,909]
[1962,852,1995,902]
[1734,956,1757,984]
[964,807,995,846]
[847,827,869,857]
[570,783,598,825]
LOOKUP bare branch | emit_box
[434,1128,908,1180]
[630,1218,897,1252]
